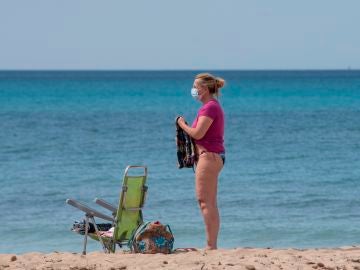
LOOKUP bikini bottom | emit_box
[199,150,225,165]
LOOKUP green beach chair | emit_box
[66,165,148,254]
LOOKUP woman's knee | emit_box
[197,198,217,211]
[196,181,217,207]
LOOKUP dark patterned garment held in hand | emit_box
[175,116,196,169]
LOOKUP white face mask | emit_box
[191,88,199,100]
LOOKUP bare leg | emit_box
[195,152,223,249]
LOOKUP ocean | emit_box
[0,70,359,254]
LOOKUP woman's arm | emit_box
[177,116,213,140]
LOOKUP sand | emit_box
[1,247,360,270]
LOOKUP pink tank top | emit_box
[191,99,225,153]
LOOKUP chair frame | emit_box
[66,165,148,254]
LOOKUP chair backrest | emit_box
[113,166,147,243]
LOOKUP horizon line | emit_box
[0,68,359,72]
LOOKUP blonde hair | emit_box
[195,73,225,97]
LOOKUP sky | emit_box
[0,0,359,70]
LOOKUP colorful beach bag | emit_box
[128,221,174,254]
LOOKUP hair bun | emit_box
[215,77,225,89]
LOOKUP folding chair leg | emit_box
[90,216,108,253]
[82,215,90,255]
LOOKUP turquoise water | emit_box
[1,71,360,254]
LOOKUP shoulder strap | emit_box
[127,222,151,251]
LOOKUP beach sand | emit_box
[1,247,360,270]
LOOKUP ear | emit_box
[203,84,210,93]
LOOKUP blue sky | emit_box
[0,0,359,70]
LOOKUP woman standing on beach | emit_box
[177,73,225,250]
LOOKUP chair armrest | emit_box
[94,198,117,215]
[66,199,115,222]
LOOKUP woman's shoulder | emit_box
[199,99,222,118]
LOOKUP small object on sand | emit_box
[245,265,256,270]
[174,247,197,253]
[163,261,168,264]
[110,267,126,270]
[317,262,325,267]
[10,255,17,262]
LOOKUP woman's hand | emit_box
[177,116,186,128]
